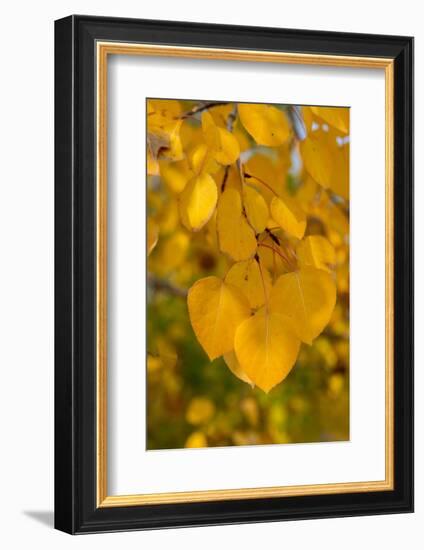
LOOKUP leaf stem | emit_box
[221,165,230,192]
[256,256,269,312]
[243,172,278,196]
[258,242,292,269]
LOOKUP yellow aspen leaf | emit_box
[244,154,283,204]
[201,110,218,135]
[147,123,184,163]
[164,122,184,161]
[225,259,271,309]
[221,164,242,193]
[214,127,240,165]
[186,397,215,425]
[275,142,292,179]
[296,175,318,207]
[188,143,219,175]
[300,133,334,189]
[217,188,257,261]
[238,103,290,146]
[159,159,192,194]
[185,431,208,448]
[187,276,251,360]
[147,99,182,126]
[233,121,251,152]
[297,235,336,273]
[147,218,159,255]
[327,201,349,236]
[310,106,350,135]
[300,129,349,200]
[223,351,253,386]
[201,111,240,165]
[257,234,287,276]
[179,173,218,231]
[180,118,202,150]
[147,99,184,162]
[208,103,235,127]
[243,186,269,233]
[234,309,300,393]
[270,195,306,239]
[309,190,349,237]
[301,106,315,132]
[328,142,349,200]
[271,266,336,344]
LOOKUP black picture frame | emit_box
[55,15,414,534]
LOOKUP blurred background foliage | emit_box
[147,99,349,450]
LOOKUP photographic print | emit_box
[146,99,350,450]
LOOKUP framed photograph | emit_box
[54,15,413,534]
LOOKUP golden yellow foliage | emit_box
[270,195,306,240]
[147,99,184,162]
[234,309,300,393]
[271,267,337,345]
[217,188,257,261]
[187,276,250,360]
[297,235,336,272]
[202,111,240,165]
[223,351,253,386]
[147,98,349,415]
[238,103,291,146]
[179,173,218,231]
[310,106,349,135]
[159,159,192,194]
[225,259,272,309]
[243,185,269,233]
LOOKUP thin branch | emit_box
[221,165,230,192]
[226,104,237,132]
[148,275,188,298]
[180,101,231,119]
[257,256,270,312]
[265,227,281,245]
[287,105,307,141]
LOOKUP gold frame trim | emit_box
[96,42,394,508]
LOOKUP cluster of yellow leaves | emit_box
[147,99,349,393]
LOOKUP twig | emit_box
[287,105,307,141]
[148,275,188,298]
[180,101,231,119]
[221,165,230,192]
[226,104,237,132]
